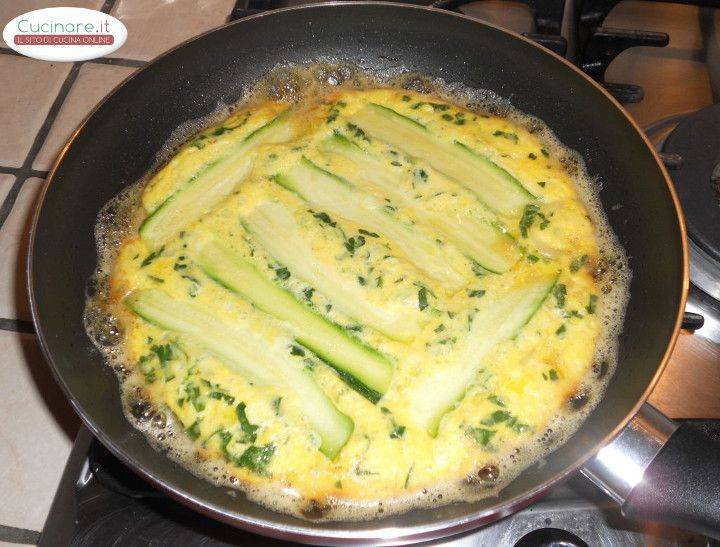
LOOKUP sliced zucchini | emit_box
[407,274,557,436]
[243,200,427,342]
[125,289,353,458]
[195,239,393,402]
[140,109,296,249]
[348,104,535,218]
[272,156,469,290]
[318,133,520,273]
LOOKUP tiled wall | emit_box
[0,1,238,543]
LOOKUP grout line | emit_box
[0,176,28,233]
[86,56,147,68]
[0,524,41,545]
[0,166,48,178]
[0,318,36,334]
[0,61,82,231]
[18,62,82,174]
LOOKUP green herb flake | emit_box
[466,426,496,446]
[528,152,537,160]
[488,395,506,407]
[344,235,366,255]
[404,465,414,489]
[290,345,305,356]
[390,424,406,439]
[335,480,343,489]
[358,228,379,238]
[140,246,165,268]
[519,206,537,238]
[237,443,275,475]
[208,389,235,405]
[274,266,290,281]
[272,396,282,416]
[401,95,411,102]
[147,275,164,283]
[417,287,429,310]
[553,283,567,308]
[586,294,598,314]
[235,402,259,443]
[468,289,486,298]
[312,211,336,227]
[434,323,445,333]
[570,254,589,273]
[541,148,550,157]
[548,368,559,381]
[556,324,567,337]
[186,419,201,440]
[493,130,519,143]
[537,181,547,188]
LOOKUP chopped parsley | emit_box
[236,443,275,476]
[468,289,486,298]
[466,426,496,446]
[274,266,290,281]
[417,287,429,310]
[140,246,165,268]
[519,204,550,237]
[493,130,519,143]
[570,254,589,273]
[344,235,366,255]
[528,152,537,160]
[358,228,379,238]
[556,324,567,337]
[586,294,598,314]
[235,402,259,444]
[553,283,567,308]
[488,395,506,407]
[548,368,559,381]
[186,419,201,440]
[312,210,336,227]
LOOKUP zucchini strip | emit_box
[407,274,557,436]
[348,104,535,218]
[243,200,427,342]
[125,289,353,458]
[318,133,520,273]
[272,156,470,290]
[140,109,296,249]
[195,239,393,402]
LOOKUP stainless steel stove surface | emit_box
[38,0,720,544]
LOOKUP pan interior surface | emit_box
[29,3,685,541]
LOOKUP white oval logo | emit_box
[2,7,127,62]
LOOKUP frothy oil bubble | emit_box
[83,60,631,521]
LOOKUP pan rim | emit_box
[26,2,689,543]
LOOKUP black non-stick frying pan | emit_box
[28,3,720,544]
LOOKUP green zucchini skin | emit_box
[407,274,558,436]
[271,156,470,291]
[317,133,520,274]
[139,109,295,249]
[243,199,428,342]
[348,104,535,218]
[124,288,354,459]
[195,239,393,402]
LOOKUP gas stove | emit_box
[39,0,720,545]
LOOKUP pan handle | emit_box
[581,403,720,539]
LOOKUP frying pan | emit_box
[28,2,720,543]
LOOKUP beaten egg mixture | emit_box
[104,87,613,520]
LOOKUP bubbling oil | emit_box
[84,60,631,521]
